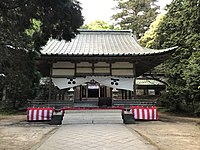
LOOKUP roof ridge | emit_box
[78,29,132,33]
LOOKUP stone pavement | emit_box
[35,124,157,150]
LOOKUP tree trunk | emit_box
[192,100,196,115]
[2,87,6,101]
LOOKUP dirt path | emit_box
[127,113,200,150]
[0,115,57,150]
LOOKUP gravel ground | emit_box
[127,113,200,150]
[0,115,57,150]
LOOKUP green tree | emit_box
[0,0,83,51]
[139,14,165,48]
[81,20,116,30]
[0,0,83,109]
[112,0,159,38]
[141,0,200,113]
[182,51,200,113]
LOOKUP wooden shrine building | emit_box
[37,30,176,106]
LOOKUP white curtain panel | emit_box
[52,76,134,91]
[52,77,88,89]
[90,76,134,91]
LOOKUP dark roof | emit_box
[41,30,177,56]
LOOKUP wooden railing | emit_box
[27,98,157,109]
[27,100,73,109]
[112,99,157,108]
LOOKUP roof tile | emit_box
[41,30,177,56]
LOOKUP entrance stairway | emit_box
[62,109,123,124]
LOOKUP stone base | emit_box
[123,114,135,124]
[50,115,63,125]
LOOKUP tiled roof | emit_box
[41,30,177,56]
[136,79,165,86]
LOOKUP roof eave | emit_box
[41,47,177,57]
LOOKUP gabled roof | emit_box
[41,30,177,56]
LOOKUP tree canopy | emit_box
[0,0,83,51]
[112,0,159,38]
[140,0,200,113]
[0,0,84,109]
[81,20,116,30]
[139,14,165,48]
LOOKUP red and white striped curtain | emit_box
[131,106,158,120]
[27,108,55,121]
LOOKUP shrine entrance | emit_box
[88,83,99,98]
[88,89,99,98]
[81,82,107,100]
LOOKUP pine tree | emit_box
[140,0,200,113]
[112,0,159,38]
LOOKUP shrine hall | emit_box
[37,30,177,107]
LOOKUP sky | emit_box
[78,0,173,24]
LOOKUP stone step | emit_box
[63,115,122,119]
[62,119,123,124]
[93,120,123,124]
[63,115,122,120]
[62,109,123,124]
[64,117,122,121]
[64,109,122,113]
[62,120,123,124]
[64,113,122,116]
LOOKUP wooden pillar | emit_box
[86,85,88,99]
[129,91,132,100]
[48,62,53,101]
[80,85,82,101]
[133,63,137,99]
[62,91,64,100]
[92,62,95,75]
[125,90,127,99]
[58,91,61,100]
[110,87,113,98]
[48,78,52,100]
[133,78,136,99]
[105,86,107,97]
